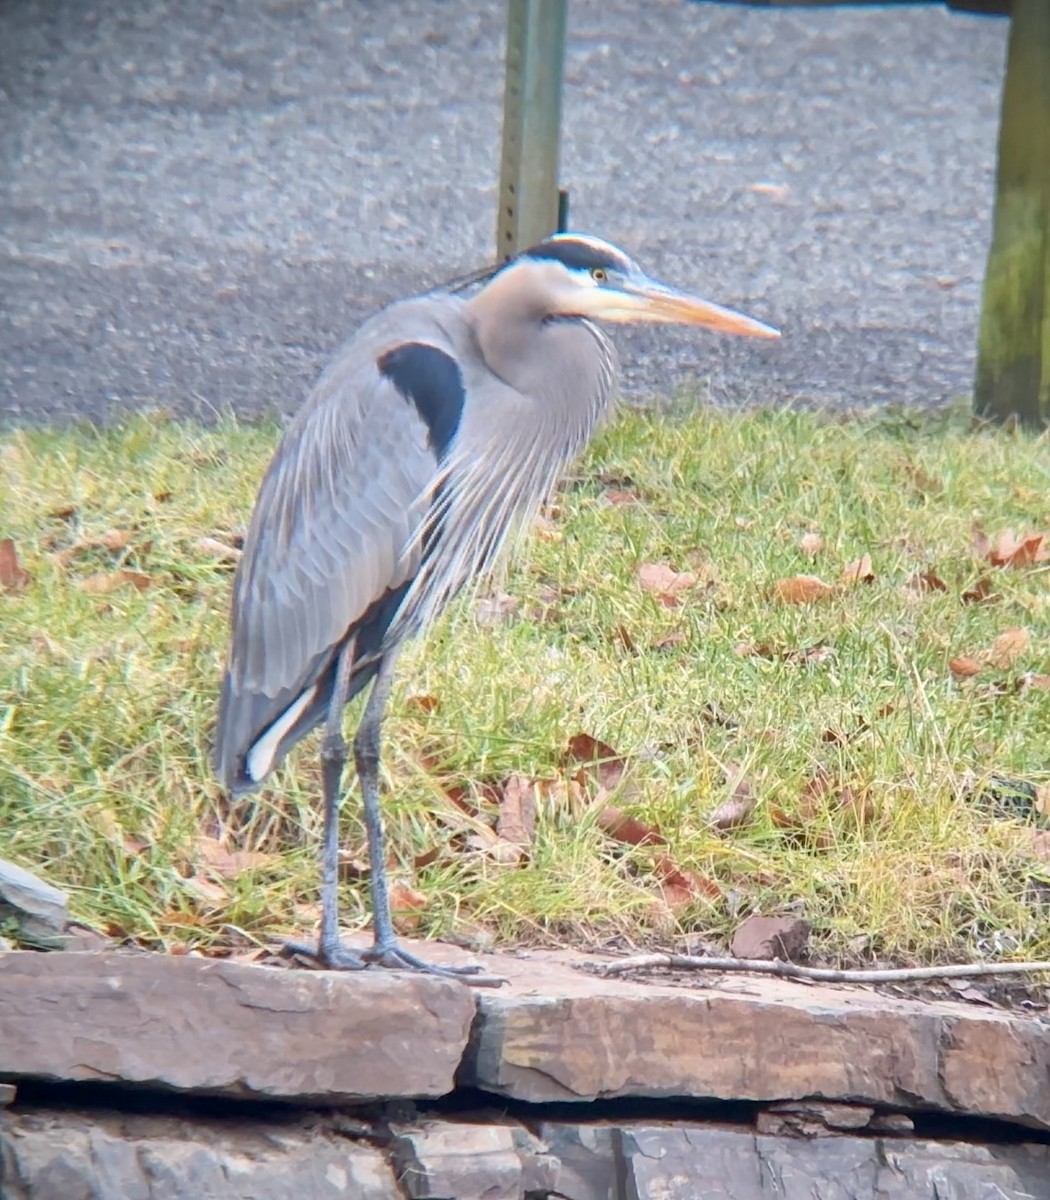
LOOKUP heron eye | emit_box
[590,268,607,283]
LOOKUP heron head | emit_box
[519,233,780,340]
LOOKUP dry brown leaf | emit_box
[841,554,875,585]
[654,854,723,909]
[906,570,948,595]
[196,536,242,562]
[597,806,666,847]
[48,502,77,520]
[784,642,833,666]
[774,574,835,604]
[961,576,999,605]
[709,765,759,831]
[496,773,537,849]
[975,525,1050,569]
[405,693,440,714]
[98,529,135,551]
[949,656,982,680]
[76,570,153,594]
[197,836,276,878]
[182,875,229,905]
[637,561,698,608]
[605,487,642,506]
[986,626,1031,670]
[653,630,688,652]
[565,732,627,793]
[0,538,31,594]
[388,880,428,933]
[799,531,824,557]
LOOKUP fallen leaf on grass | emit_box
[734,640,833,665]
[841,554,875,585]
[961,576,999,605]
[76,570,154,594]
[709,764,759,831]
[405,693,440,714]
[196,536,242,562]
[53,529,141,566]
[388,880,428,933]
[655,854,722,909]
[182,875,229,906]
[496,773,537,850]
[906,570,948,595]
[771,771,872,847]
[0,538,31,594]
[605,487,642,506]
[973,525,1050,568]
[986,627,1031,670]
[597,806,666,847]
[197,836,276,878]
[653,630,689,652]
[949,656,983,680]
[565,732,627,793]
[774,574,835,604]
[637,562,698,607]
[799,532,824,557]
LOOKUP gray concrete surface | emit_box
[0,0,1008,426]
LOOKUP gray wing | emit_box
[215,300,466,791]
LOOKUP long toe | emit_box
[284,939,369,971]
[364,942,505,988]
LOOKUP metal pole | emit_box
[496,0,569,262]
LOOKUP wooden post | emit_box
[496,0,569,262]
[975,0,1050,426]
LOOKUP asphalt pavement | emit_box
[0,0,1008,425]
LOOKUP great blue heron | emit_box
[216,233,778,985]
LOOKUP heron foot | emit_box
[283,938,369,971]
[363,940,506,988]
[283,937,505,986]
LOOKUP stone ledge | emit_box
[0,951,474,1102]
[464,949,1050,1132]
[2,1108,1049,1200]
[1,945,1049,1137]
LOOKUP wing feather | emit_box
[215,304,465,790]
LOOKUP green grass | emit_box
[2,406,1049,965]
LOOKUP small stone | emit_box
[870,1111,915,1135]
[0,1083,16,1106]
[0,858,69,949]
[730,914,810,961]
[390,1121,522,1199]
[756,1100,875,1137]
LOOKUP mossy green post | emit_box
[975,0,1050,427]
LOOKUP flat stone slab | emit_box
[0,951,474,1102]
[3,943,1050,1136]
[461,949,1050,1132]
[3,1110,1048,1200]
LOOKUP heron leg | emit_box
[285,636,368,971]
[355,652,503,987]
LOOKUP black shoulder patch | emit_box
[520,235,628,274]
[377,342,465,459]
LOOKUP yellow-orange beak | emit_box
[583,274,780,339]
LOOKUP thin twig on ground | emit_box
[597,954,1050,985]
